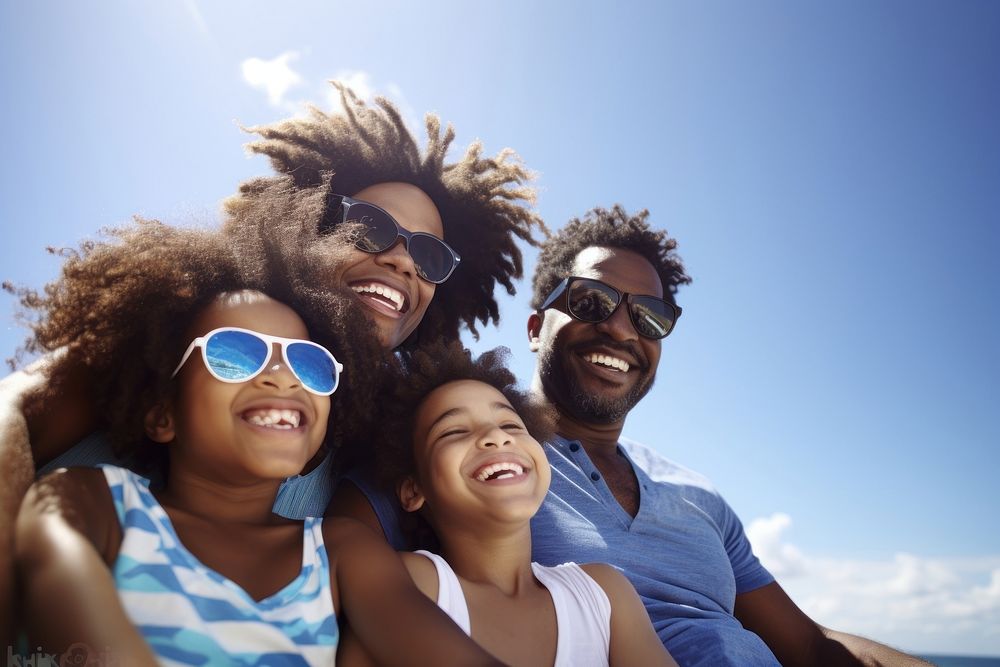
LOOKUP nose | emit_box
[476,425,512,449]
[255,346,301,392]
[373,237,418,278]
[595,301,639,343]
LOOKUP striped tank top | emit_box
[102,465,337,666]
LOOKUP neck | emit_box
[435,522,536,596]
[157,463,285,526]
[531,377,626,454]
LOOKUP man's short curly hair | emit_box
[369,342,554,490]
[530,205,691,309]
[5,219,386,473]
[223,82,549,344]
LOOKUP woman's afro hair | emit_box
[222,81,549,345]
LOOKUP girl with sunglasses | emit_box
[0,82,546,641]
[11,222,500,665]
[338,343,676,666]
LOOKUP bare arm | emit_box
[734,581,931,666]
[326,478,387,536]
[15,468,156,664]
[1,353,97,645]
[582,563,678,667]
[326,519,500,666]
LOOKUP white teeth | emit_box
[351,283,404,312]
[245,408,301,430]
[583,353,630,373]
[475,462,525,482]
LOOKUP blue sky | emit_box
[2,0,998,656]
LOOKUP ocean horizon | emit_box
[919,655,1000,667]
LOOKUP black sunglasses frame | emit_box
[539,276,682,340]
[319,193,461,284]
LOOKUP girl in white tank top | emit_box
[337,344,676,666]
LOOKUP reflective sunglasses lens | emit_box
[408,234,456,283]
[630,297,676,339]
[286,342,338,395]
[204,330,269,380]
[567,280,619,322]
[347,203,399,253]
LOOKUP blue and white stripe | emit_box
[101,465,337,666]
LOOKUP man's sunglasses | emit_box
[171,327,343,396]
[319,194,461,284]
[540,277,682,340]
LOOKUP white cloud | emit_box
[183,0,210,37]
[747,512,807,577]
[242,52,304,108]
[747,512,1000,655]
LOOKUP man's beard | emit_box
[538,342,655,425]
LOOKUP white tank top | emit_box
[415,550,611,666]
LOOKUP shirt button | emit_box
[569,443,580,452]
[590,471,600,481]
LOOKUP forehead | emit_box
[570,246,663,298]
[188,291,309,341]
[352,181,444,238]
[418,380,510,422]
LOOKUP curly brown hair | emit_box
[368,341,554,489]
[4,219,387,473]
[222,82,549,345]
[530,205,692,309]
[353,341,553,550]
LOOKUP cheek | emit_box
[313,400,331,434]
[415,281,436,313]
[332,248,376,284]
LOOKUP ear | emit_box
[397,476,426,513]
[527,312,543,352]
[143,401,176,444]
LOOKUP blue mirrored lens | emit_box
[286,342,337,394]
[205,330,269,380]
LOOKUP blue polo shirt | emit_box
[531,435,778,666]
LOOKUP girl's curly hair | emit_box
[352,341,553,550]
[4,219,387,473]
[368,341,554,491]
[222,81,549,344]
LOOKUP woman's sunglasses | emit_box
[540,277,682,340]
[170,327,343,396]
[319,194,461,284]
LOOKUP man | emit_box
[527,205,928,666]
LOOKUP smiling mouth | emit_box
[582,352,631,373]
[350,282,409,314]
[242,408,303,430]
[474,462,527,482]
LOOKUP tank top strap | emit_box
[414,550,472,635]
[531,562,612,667]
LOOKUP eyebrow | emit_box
[426,401,519,433]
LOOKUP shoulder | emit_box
[577,562,633,600]
[17,466,120,564]
[619,436,717,492]
[400,551,439,601]
[25,466,114,514]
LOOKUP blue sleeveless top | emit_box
[101,465,338,665]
